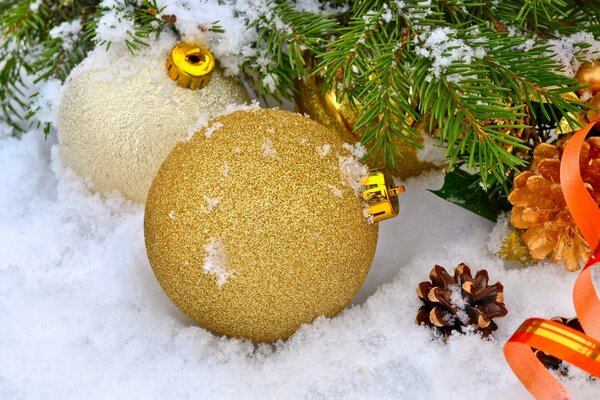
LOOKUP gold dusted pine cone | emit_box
[508,137,600,271]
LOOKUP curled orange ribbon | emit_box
[504,121,600,400]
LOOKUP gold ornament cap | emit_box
[166,42,215,90]
[361,170,405,222]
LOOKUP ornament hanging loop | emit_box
[166,41,215,90]
[361,170,404,222]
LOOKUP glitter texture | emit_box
[144,109,379,342]
[58,57,250,203]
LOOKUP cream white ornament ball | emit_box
[57,43,250,203]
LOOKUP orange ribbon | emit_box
[504,121,600,399]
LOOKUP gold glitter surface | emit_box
[295,75,436,179]
[58,59,249,203]
[144,109,379,342]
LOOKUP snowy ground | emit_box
[1,125,599,399]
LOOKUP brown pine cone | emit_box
[416,263,508,340]
[534,317,584,376]
[508,137,600,271]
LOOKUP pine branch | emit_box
[312,0,591,192]
[0,0,176,134]
[87,0,171,53]
[243,1,338,101]
[516,0,567,28]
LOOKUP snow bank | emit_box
[1,128,599,399]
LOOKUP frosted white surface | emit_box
[1,129,599,399]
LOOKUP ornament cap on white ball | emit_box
[166,42,215,90]
[58,42,250,203]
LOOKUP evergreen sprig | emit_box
[243,2,338,102]
[252,0,598,192]
[0,0,172,135]
[85,0,171,53]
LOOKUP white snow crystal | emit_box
[362,203,375,224]
[187,101,260,141]
[488,213,511,255]
[262,73,278,93]
[316,144,331,158]
[261,139,278,159]
[328,185,343,198]
[203,237,233,287]
[222,99,261,115]
[338,143,369,195]
[204,122,224,139]
[415,27,486,82]
[416,132,447,166]
[548,32,600,77]
[381,4,393,22]
[31,78,65,128]
[294,0,347,13]
[221,162,230,177]
[202,196,222,214]
[29,0,42,11]
[449,285,470,326]
[95,2,135,44]
[343,142,368,159]
[168,210,176,220]
[187,114,210,141]
[49,19,83,50]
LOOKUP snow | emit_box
[31,78,65,127]
[261,73,278,93]
[415,27,486,83]
[49,19,83,51]
[2,129,599,399]
[204,122,224,139]
[221,162,230,177]
[328,184,343,198]
[547,32,600,77]
[449,285,470,326]
[29,0,42,11]
[202,237,233,287]
[338,142,369,195]
[202,195,222,214]
[95,1,135,44]
[316,143,331,158]
[261,139,278,159]
[417,131,447,166]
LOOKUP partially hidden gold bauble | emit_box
[576,60,600,97]
[58,42,250,203]
[587,93,600,128]
[144,109,379,342]
[295,74,437,180]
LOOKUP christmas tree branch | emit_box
[243,2,338,102]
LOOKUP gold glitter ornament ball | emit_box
[58,50,250,203]
[144,109,378,342]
